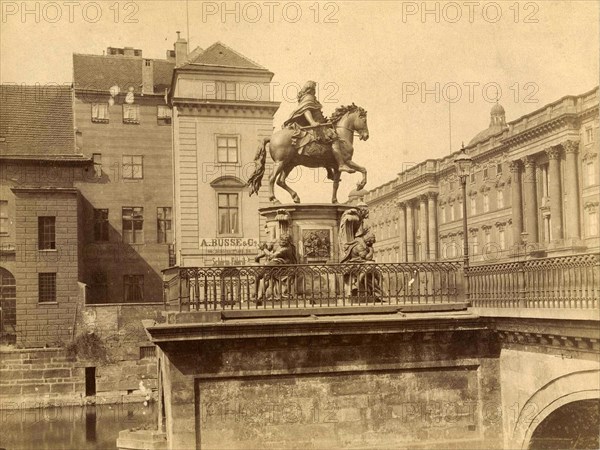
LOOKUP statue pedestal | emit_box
[259,204,354,264]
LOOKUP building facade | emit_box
[169,38,280,267]
[356,87,599,264]
[0,85,90,346]
[72,45,175,304]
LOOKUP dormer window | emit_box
[123,104,140,124]
[91,103,109,123]
[157,105,172,125]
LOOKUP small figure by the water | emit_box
[246,80,369,204]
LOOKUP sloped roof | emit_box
[73,53,174,94]
[182,42,267,70]
[0,85,76,155]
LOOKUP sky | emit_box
[1,0,598,202]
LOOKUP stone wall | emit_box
[0,305,165,408]
[157,320,504,449]
[13,189,82,348]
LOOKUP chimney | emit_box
[142,59,154,94]
[174,31,188,67]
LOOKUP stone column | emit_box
[563,140,581,240]
[419,195,428,261]
[522,156,538,243]
[427,193,438,260]
[397,202,407,262]
[406,201,415,262]
[546,146,564,242]
[509,161,523,247]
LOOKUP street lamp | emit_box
[454,143,473,269]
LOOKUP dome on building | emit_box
[491,102,505,115]
[468,102,508,146]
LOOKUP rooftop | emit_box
[0,85,77,156]
[73,52,174,94]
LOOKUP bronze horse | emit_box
[247,104,369,204]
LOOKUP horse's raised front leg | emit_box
[269,161,283,203]
[277,164,300,203]
[331,169,341,204]
[345,160,367,190]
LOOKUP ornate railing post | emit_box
[517,260,526,308]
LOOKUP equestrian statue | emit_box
[247,80,369,204]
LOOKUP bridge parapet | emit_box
[163,261,465,311]
[467,253,599,321]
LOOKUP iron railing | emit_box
[163,262,464,311]
[467,253,599,309]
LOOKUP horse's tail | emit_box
[247,137,270,197]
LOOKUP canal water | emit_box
[0,402,156,449]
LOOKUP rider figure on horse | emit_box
[283,80,354,173]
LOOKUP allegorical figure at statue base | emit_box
[253,234,297,303]
[338,205,384,301]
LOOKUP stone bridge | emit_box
[125,254,599,449]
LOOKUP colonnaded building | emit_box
[354,87,599,264]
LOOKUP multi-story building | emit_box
[72,45,175,303]
[0,85,90,345]
[356,87,599,264]
[169,37,280,267]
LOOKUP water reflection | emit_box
[0,402,157,450]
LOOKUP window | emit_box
[496,163,503,175]
[586,161,596,187]
[485,231,491,246]
[586,127,594,144]
[123,104,140,124]
[458,200,463,219]
[39,273,56,303]
[472,235,479,255]
[122,207,143,243]
[483,193,490,212]
[216,136,239,163]
[90,272,107,304]
[483,168,489,179]
[497,190,504,209]
[94,209,109,242]
[470,197,477,215]
[91,103,108,123]
[216,81,237,101]
[449,180,456,191]
[499,229,506,250]
[123,275,144,302]
[449,204,455,222]
[38,217,55,250]
[157,207,172,243]
[440,206,445,224]
[589,211,598,237]
[92,153,102,178]
[122,155,143,179]
[0,201,8,236]
[157,105,171,125]
[218,193,239,235]
[470,173,475,183]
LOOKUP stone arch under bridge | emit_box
[509,368,600,449]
